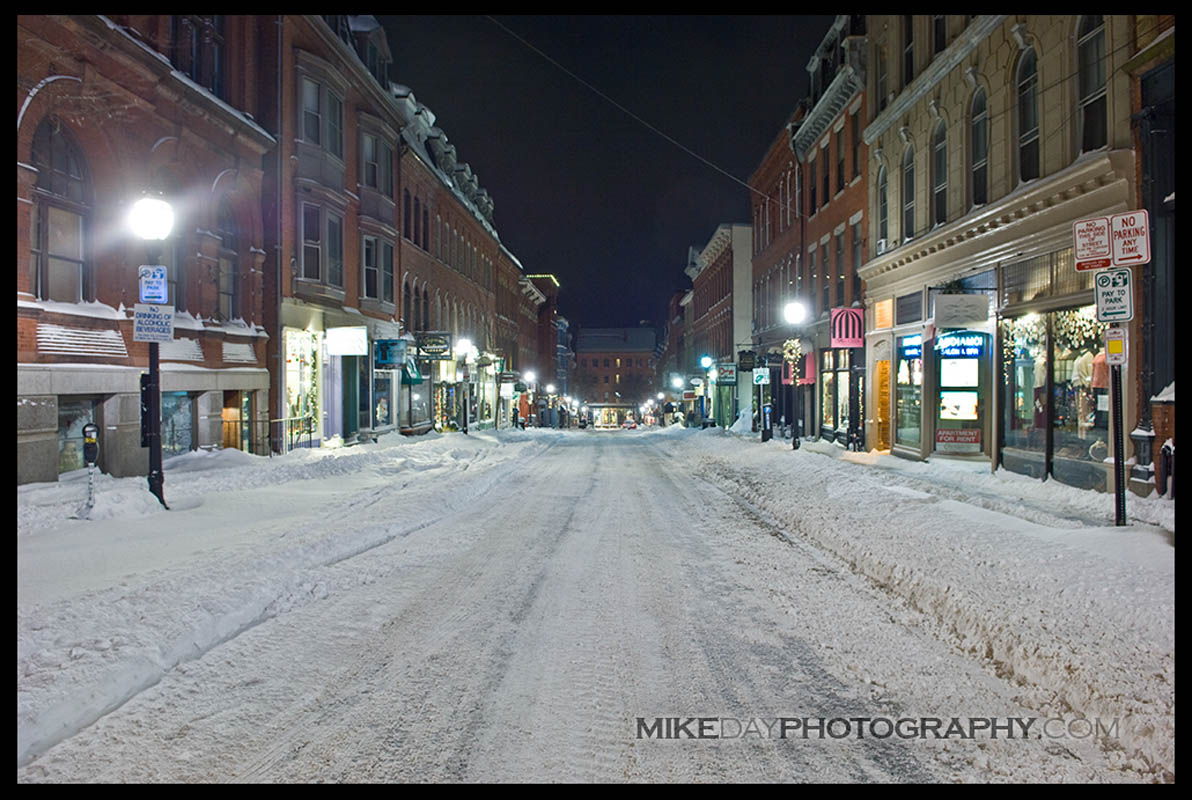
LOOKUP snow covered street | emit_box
[17,427,1174,782]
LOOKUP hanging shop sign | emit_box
[374,338,406,370]
[717,364,738,385]
[326,326,368,356]
[499,372,518,383]
[830,307,865,348]
[934,331,984,358]
[1094,268,1133,323]
[737,350,757,372]
[415,331,454,360]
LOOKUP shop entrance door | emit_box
[875,360,891,450]
[342,356,358,439]
[934,332,988,455]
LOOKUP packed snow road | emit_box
[17,428,1172,782]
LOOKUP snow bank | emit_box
[665,434,1175,780]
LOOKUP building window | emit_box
[363,134,393,197]
[851,113,861,180]
[1077,15,1107,152]
[896,291,922,325]
[1017,48,1040,181]
[215,200,239,321]
[877,166,889,243]
[835,233,845,309]
[932,120,947,226]
[300,204,342,287]
[171,16,225,99]
[422,208,429,252]
[362,237,395,303]
[876,45,889,111]
[822,145,831,203]
[933,14,947,56]
[809,249,818,315]
[971,88,989,206]
[903,15,915,87]
[327,93,343,159]
[902,146,915,241]
[403,190,412,239]
[836,130,845,193]
[809,160,817,212]
[896,334,923,447]
[421,287,429,329]
[301,77,321,145]
[30,117,90,303]
[851,222,862,302]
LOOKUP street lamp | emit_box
[455,337,474,435]
[783,301,808,450]
[699,355,714,426]
[129,195,174,508]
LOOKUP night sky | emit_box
[379,15,836,330]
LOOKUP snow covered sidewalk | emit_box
[645,426,1175,780]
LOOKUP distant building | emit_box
[573,327,658,427]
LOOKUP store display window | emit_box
[896,334,923,448]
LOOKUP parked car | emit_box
[621,419,637,430]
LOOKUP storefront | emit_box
[819,348,865,446]
[932,330,991,456]
[283,327,323,448]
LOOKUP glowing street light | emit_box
[783,301,807,325]
[129,194,175,509]
[783,300,808,450]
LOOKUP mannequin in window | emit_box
[1072,348,1095,437]
[1091,349,1109,428]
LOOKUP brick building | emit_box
[748,101,811,436]
[793,14,870,447]
[687,224,753,428]
[18,15,275,483]
[572,328,659,427]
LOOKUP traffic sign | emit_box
[133,304,175,342]
[1110,210,1151,267]
[1073,217,1111,271]
[1105,328,1127,366]
[1094,268,1133,323]
[138,265,168,303]
[752,370,771,385]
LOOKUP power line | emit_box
[484,15,776,204]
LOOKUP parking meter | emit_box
[761,402,773,442]
[82,422,99,466]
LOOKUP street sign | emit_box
[753,369,770,385]
[138,265,168,304]
[1105,327,1128,366]
[132,304,175,342]
[1110,210,1151,267]
[1094,268,1133,323]
[1073,217,1112,271]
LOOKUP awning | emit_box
[401,356,424,384]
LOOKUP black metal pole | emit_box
[1112,361,1126,526]
[148,340,168,509]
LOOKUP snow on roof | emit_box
[36,324,128,358]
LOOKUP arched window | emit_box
[932,120,947,226]
[422,288,429,330]
[1077,15,1107,152]
[970,89,989,206]
[215,199,240,321]
[30,117,91,302]
[902,146,915,241]
[403,189,412,239]
[413,197,421,247]
[1017,48,1040,181]
[403,282,412,331]
[877,165,889,243]
[412,283,421,332]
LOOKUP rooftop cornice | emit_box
[863,15,1006,146]
[793,37,865,161]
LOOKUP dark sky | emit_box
[379,15,835,329]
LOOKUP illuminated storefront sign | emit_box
[934,331,984,358]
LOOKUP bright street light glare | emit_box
[700,355,713,369]
[672,377,683,389]
[783,301,808,325]
[129,197,174,241]
[524,371,536,383]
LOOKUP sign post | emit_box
[1106,327,1129,526]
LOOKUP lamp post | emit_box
[130,195,174,509]
[700,355,713,426]
[783,301,807,451]
[671,375,683,426]
[456,337,474,434]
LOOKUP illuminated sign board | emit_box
[934,331,984,358]
[900,334,923,360]
[326,326,369,356]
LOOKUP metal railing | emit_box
[219,420,273,457]
[270,416,316,454]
